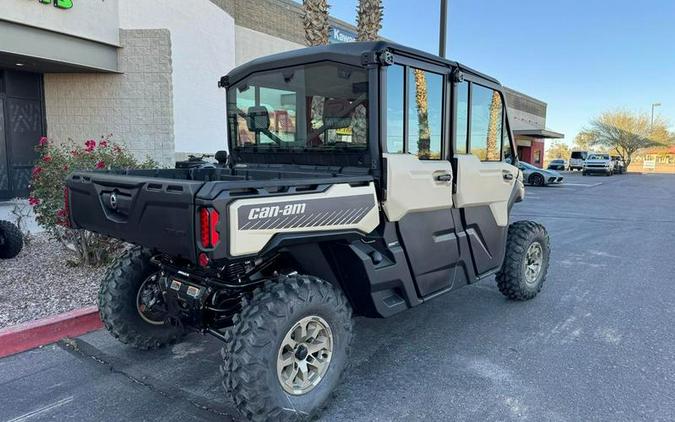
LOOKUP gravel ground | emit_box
[0,233,107,329]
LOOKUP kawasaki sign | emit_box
[38,0,73,9]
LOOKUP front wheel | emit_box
[98,246,185,349]
[530,173,545,186]
[496,221,550,301]
[222,274,353,421]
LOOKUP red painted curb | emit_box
[0,306,102,358]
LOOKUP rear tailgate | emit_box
[67,172,204,260]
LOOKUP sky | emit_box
[299,0,675,145]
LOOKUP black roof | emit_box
[224,41,500,86]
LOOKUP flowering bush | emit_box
[30,135,158,266]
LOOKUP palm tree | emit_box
[486,91,502,160]
[414,69,431,157]
[356,0,383,41]
[303,0,330,46]
[303,0,330,138]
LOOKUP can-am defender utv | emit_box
[67,41,550,421]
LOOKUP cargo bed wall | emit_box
[67,173,204,260]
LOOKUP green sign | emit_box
[38,0,73,9]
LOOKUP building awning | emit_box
[0,20,119,73]
[513,129,564,139]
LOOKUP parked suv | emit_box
[570,151,588,171]
[547,159,568,171]
[67,42,551,421]
[583,153,614,176]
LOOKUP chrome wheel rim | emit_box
[136,274,165,325]
[277,315,333,395]
[524,242,543,285]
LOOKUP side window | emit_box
[502,113,513,162]
[385,65,405,153]
[408,69,443,159]
[470,84,503,161]
[454,81,468,154]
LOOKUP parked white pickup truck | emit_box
[582,153,614,176]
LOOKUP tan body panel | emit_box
[452,154,518,226]
[228,182,379,256]
[381,154,454,222]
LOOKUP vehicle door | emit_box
[451,78,519,275]
[380,60,460,297]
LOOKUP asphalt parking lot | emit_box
[2,172,675,422]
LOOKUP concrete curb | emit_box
[0,306,102,358]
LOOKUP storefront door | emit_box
[0,70,44,200]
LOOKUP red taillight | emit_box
[210,209,220,245]
[199,207,220,248]
[198,252,209,267]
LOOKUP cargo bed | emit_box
[67,164,374,261]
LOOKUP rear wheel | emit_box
[98,246,185,349]
[496,221,550,300]
[0,220,23,259]
[222,274,353,421]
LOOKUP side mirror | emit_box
[246,106,270,132]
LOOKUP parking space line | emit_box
[7,396,74,422]
[561,182,603,187]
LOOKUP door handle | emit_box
[503,172,514,181]
[435,173,453,182]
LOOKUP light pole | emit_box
[439,0,448,58]
[651,102,661,125]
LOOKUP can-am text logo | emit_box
[38,0,73,10]
[247,203,306,220]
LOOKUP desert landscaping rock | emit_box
[0,233,106,329]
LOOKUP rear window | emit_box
[227,62,368,152]
[571,151,587,159]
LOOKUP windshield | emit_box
[587,154,609,160]
[551,160,563,163]
[571,151,587,159]
[227,62,369,152]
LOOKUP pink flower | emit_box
[42,155,52,163]
[32,166,43,178]
[71,149,79,157]
[38,136,49,147]
[95,160,105,169]
[28,197,40,206]
[56,208,70,227]
[99,140,109,148]
[84,139,96,152]
[63,165,69,171]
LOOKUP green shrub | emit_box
[30,135,157,266]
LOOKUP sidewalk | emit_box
[0,199,43,234]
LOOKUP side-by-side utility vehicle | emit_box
[67,42,551,421]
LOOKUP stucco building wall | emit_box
[44,29,175,165]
